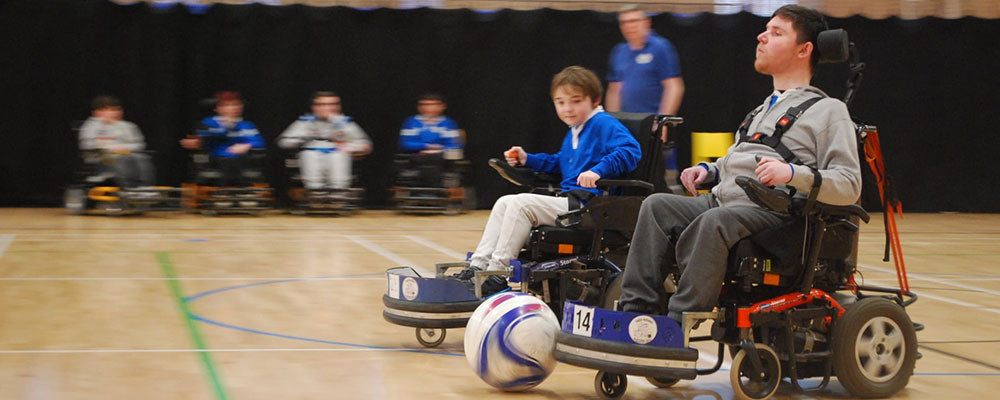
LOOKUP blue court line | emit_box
[183,275,1000,376]
[184,274,463,357]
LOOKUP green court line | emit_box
[156,252,229,400]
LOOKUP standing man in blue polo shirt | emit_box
[606,4,685,192]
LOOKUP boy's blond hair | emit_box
[550,66,603,102]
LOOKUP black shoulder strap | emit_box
[737,96,825,164]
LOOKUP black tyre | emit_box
[65,188,87,215]
[415,327,446,348]
[601,273,623,310]
[594,371,627,399]
[730,343,781,400]
[832,297,917,398]
[645,376,680,388]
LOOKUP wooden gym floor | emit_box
[0,208,998,399]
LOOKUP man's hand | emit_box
[227,143,252,155]
[680,165,708,195]
[180,136,201,149]
[755,156,793,186]
[577,170,600,188]
[504,146,526,166]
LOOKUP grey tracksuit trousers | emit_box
[619,193,784,321]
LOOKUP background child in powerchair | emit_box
[452,65,642,296]
[78,95,155,189]
[277,91,372,191]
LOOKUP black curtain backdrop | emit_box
[2,0,998,211]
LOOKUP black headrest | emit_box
[817,29,849,64]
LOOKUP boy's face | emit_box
[417,99,446,118]
[754,16,811,75]
[93,106,123,122]
[552,85,599,127]
[215,100,244,119]
[312,95,342,119]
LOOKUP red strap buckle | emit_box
[778,117,790,126]
[751,133,762,140]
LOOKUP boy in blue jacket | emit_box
[398,93,462,187]
[454,66,642,295]
[181,91,266,187]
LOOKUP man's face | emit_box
[618,10,650,43]
[417,99,446,118]
[94,106,123,123]
[552,85,598,127]
[754,16,810,75]
[311,96,341,119]
[216,100,243,119]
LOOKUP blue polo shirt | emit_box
[607,33,682,113]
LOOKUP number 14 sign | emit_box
[572,304,594,336]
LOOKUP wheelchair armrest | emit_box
[735,176,791,213]
[595,179,654,194]
[736,175,871,223]
[489,158,536,187]
[803,202,871,224]
[555,208,586,228]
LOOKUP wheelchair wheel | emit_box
[415,327,446,348]
[65,188,87,215]
[601,273,623,310]
[645,376,679,388]
[730,343,781,400]
[594,371,627,399]
[832,297,917,398]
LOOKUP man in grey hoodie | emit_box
[618,5,862,323]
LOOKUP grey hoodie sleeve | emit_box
[277,120,310,149]
[121,121,146,152]
[786,100,862,206]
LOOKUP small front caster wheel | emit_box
[415,327,446,348]
[594,371,628,399]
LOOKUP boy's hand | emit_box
[577,170,600,188]
[680,165,709,195]
[755,156,793,186]
[504,146,526,166]
[228,143,252,155]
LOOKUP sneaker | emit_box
[450,266,481,281]
[620,300,661,315]
[480,275,509,297]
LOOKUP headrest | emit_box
[817,29,849,64]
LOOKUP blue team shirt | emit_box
[197,116,266,158]
[607,33,682,113]
[398,115,462,152]
[523,112,641,195]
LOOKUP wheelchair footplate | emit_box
[199,186,273,214]
[553,301,698,381]
[118,187,185,211]
[291,188,364,215]
[383,264,494,348]
[391,186,466,214]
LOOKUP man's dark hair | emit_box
[417,92,446,104]
[91,95,122,110]
[773,5,829,71]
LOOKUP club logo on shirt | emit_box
[635,53,653,64]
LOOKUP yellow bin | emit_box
[691,132,734,165]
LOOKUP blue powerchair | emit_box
[382,113,683,348]
[553,29,919,400]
